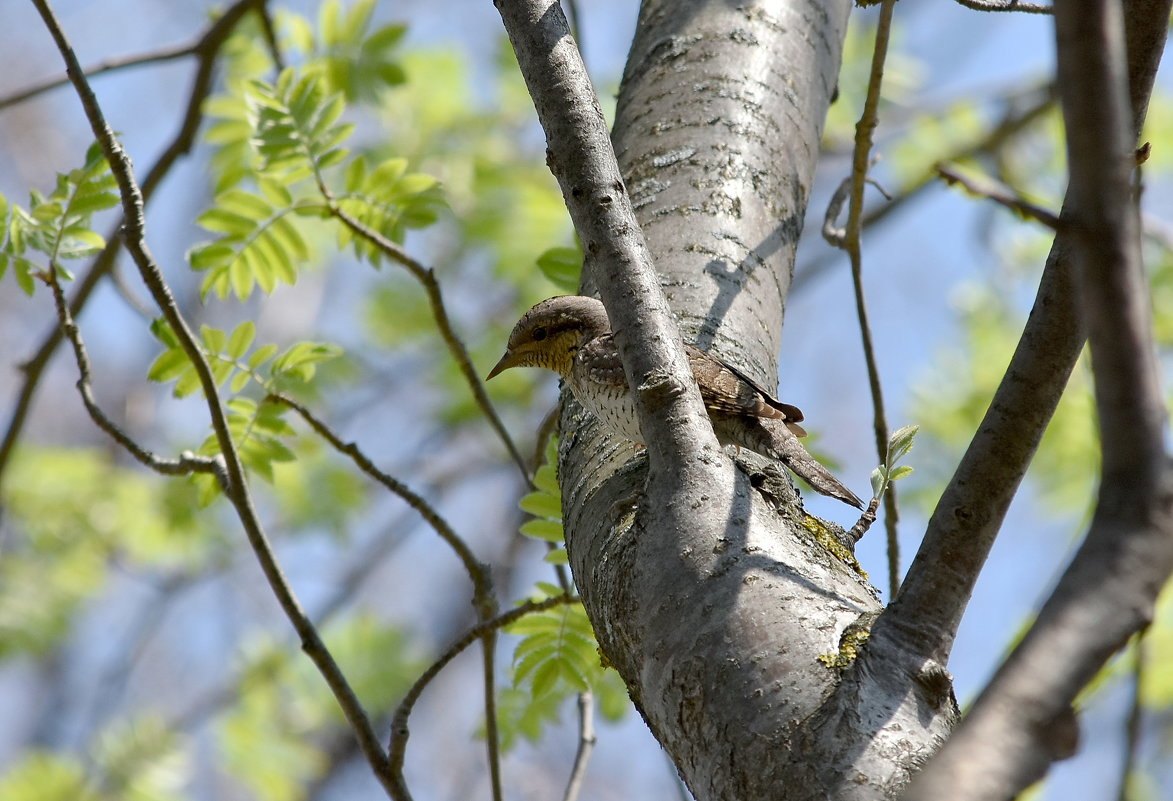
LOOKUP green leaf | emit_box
[191,188,310,301]
[0,142,118,288]
[248,343,279,370]
[870,467,886,498]
[230,371,252,394]
[536,246,582,292]
[148,348,191,384]
[543,548,569,565]
[519,490,561,519]
[519,518,564,543]
[888,465,914,482]
[201,325,227,353]
[0,753,98,801]
[227,321,256,359]
[887,424,919,464]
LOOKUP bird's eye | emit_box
[532,326,548,341]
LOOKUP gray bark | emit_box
[558,2,956,799]
[499,0,1170,799]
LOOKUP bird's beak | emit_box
[486,350,516,381]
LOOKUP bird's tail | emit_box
[741,419,865,509]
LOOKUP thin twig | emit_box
[830,0,901,598]
[40,269,224,479]
[846,497,881,545]
[269,392,493,606]
[269,391,508,798]
[562,691,596,801]
[0,41,195,110]
[256,1,285,71]
[0,0,266,497]
[1117,629,1148,801]
[388,594,579,790]
[953,0,1052,12]
[800,82,1056,293]
[481,631,504,801]
[30,2,398,797]
[936,162,1060,229]
[323,196,533,485]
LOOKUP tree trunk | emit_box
[559,2,956,799]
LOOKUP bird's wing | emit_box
[685,344,807,436]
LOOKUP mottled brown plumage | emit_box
[488,296,863,509]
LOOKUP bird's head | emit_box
[487,296,611,380]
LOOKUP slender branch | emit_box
[30,3,398,797]
[0,0,266,497]
[494,0,718,473]
[562,691,596,801]
[322,196,532,485]
[481,631,504,801]
[388,594,579,796]
[269,392,494,607]
[845,497,881,546]
[800,82,1055,292]
[1117,630,1148,801]
[952,0,1052,12]
[256,1,285,71]
[904,2,1173,797]
[0,41,195,110]
[831,0,901,598]
[935,162,1059,229]
[40,269,223,479]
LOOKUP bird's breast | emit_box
[566,365,644,443]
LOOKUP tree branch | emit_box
[903,2,1173,797]
[323,197,533,485]
[874,0,1173,670]
[492,0,720,474]
[0,0,267,498]
[562,691,596,801]
[29,2,398,797]
[935,161,1060,229]
[269,392,494,609]
[40,268,223,479]
[832,0,901,598]
[387,594,578,800]
[0,41,195,110]
[952,0,1052,12]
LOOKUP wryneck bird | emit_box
[488,296,863,509]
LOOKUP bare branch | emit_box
[29,2,398,796]
[562,692,596,801]
[269,392,494,609]
[1117,631,1148,801]
[40,268,224,479]
[493,0,719,474]
[0,41,194,110]
[935,162,1060,229]
[904,2,1173,797]
[323,197,533,485]
[952,0,1052,12]
[388,594,579,799]
[481,632,504,801]
[800,82,1056,292]
[828,0,902,598]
